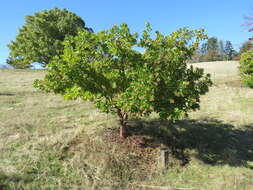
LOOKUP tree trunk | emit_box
[120,124,127,139]
[117,108,128,138]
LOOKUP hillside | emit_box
[0,61,253,190]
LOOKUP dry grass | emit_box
[190,61,240,84]
[0,61,253,189]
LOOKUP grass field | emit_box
[0,61,253,190]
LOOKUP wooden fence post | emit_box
[160,148,169,169]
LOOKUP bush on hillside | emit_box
[239,52,253,88]
[34,23,212,138]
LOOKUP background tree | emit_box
[199,37,237,62]
[239,41,253,55]
[7,8,92,69]
[200,37,221,61]
[207,37,219,52]
[35,23,212,138]
[219,40,225,60]
[224,41,235,60]
[200,50,221,62]
[200,41,208,55]
[188,45,201,63]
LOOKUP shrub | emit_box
[34,23,212,138]
[239,52,253,88]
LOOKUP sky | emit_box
[1,0,253,65]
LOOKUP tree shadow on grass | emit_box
[127,118,253,168]
[0,171,33,190]
[0,93,14,96]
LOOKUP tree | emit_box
[200,37,219,55]
[219,40,225,60]
[188,45,201,63]
[7,8,92,69]
[34,23,212,138]
[200,50,221,62]
[200,41,208,55]
[207,37,219,52]
[239,52,253,88]
[200,37,221,62]
[239,41,253,54]
[200,38,238,62]
[224,41,235,60]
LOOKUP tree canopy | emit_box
[7,8,92,68]
[35,23,212,138]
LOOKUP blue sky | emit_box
[1,0,253,65]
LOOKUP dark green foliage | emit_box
[224,41,236,60]
[35,23,212,137]
[7,8,91,69]
[239,51,253,88]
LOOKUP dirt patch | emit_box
[103,127,161,150]
[102,124,190,167]
[214,79,247,88]
[224,80,245,87]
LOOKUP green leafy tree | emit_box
[224,41,236,60]
[35,23,212,138]
[239,52,253,88]
[7,8,92,69]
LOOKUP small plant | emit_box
[35,23,212,138]
[239,51,253,88]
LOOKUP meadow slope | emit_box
[0,61,253,190]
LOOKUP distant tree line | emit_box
[6,8,253,68]
[189,37,239,63]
